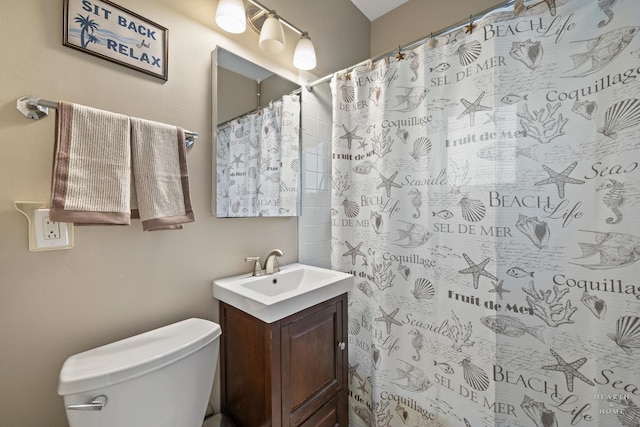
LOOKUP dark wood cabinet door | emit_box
[220,294,348,427]
[296,393,342,427]
[281,296,346,426]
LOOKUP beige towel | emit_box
[130,118,195,231]
[50,101,132,224]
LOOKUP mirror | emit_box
[213,47,302,217]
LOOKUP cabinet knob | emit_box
[338,342,346,350]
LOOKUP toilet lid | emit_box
[58,318,221,395]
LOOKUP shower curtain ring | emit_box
[366,58,374,70]
[426,32,437,49]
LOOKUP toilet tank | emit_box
[58,318,222,427]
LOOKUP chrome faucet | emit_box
[245,249,285,276]
[264,249,284,275]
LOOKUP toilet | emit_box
[58,318,224,427]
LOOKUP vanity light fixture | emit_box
[216,0,317,70]
[259,12,285,54]
[215,0,247,34]
[293,32,316,70]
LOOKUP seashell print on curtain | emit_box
[330,0,640,425]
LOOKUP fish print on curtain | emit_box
[331,0,640,426]
[216,95,300,217]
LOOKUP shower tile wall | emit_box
[299,83,332,268]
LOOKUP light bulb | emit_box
[215,0,246,34]
[293,33,316,70]
[259,13,285,54]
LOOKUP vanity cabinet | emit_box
[219,293,348,427]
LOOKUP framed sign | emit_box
[63,0,168,80]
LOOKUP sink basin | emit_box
[213,263,354,323]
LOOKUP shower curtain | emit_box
[331,0,640,426]
[216,94,300,217]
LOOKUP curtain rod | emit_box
[16,95,198,148]
[305,0,516,90]
[216,91,301,131]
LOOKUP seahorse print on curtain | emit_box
[330,0,640,426]
[598,178,625,224]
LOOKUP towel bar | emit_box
[16,95,198,148]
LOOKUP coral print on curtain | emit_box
[331,0,640,426]
[216,95,300,217]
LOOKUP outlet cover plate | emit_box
[15,202,74,252]
[34,209,71,249]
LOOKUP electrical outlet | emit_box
[43,216,61,240]
[34,209,71,250]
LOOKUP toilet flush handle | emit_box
[66,395,107,411]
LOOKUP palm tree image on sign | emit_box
[74,14,100,48]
